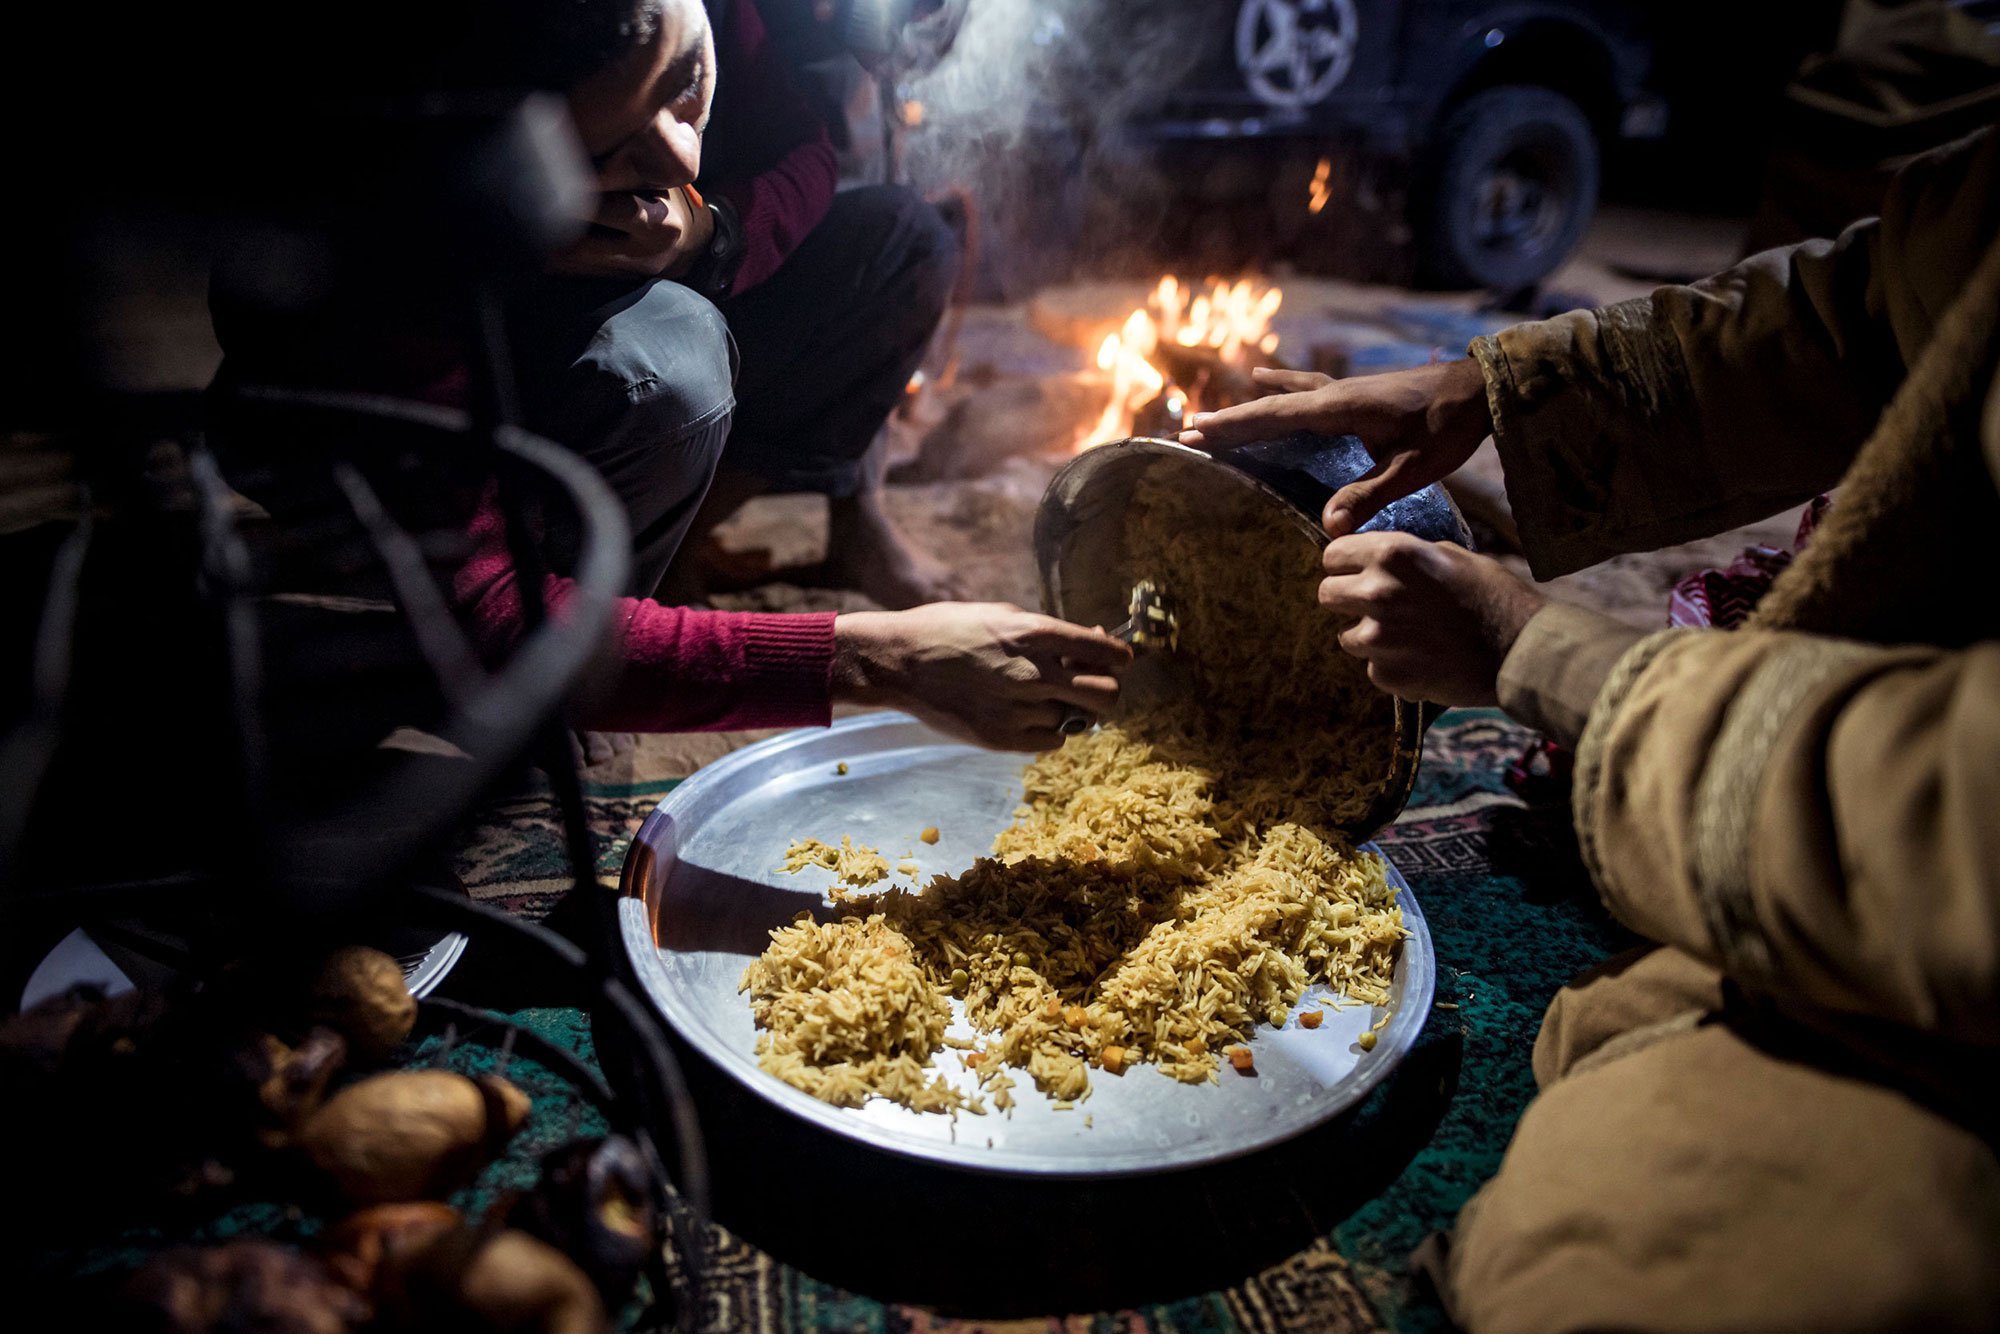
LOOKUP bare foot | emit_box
[828,491,966,609]
[569,730,638,771]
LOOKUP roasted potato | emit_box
[305,947,417,1064]
[300,1071,530,1205]
[123,1240,367,1334]
[511,1136,657,1304]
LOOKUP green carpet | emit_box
[35,710,1628,1332]
[451,709,1632,1331]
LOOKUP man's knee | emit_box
[1452,1024,2000,1333]
[900,190,961,317]
[518,280,736,557]
[1532,945,1722,1087]
[828,184,960,315]
[885,185,961,307]
[576,280,735,449]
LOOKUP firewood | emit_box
[1148,342,1262,410]
[898,375,1109,481]
[1024,282,1153,353]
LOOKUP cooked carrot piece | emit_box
[1299,1010,1323,1029]
[1226,1045,1254,1072]
[920,827,940,844]
[1101,1045,1126,1074]
[1064,1005,1088,1030]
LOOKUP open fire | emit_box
[1081,276,1284,449]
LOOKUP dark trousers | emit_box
[509,185,958,597]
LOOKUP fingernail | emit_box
[1177,430,1203,445]
[1189,412,1212,425]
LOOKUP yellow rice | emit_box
[740,473,1407,1114]
[777,835,889,891]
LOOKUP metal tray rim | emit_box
[621,711,1435,1178]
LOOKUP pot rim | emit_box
[1033,436,1430,840]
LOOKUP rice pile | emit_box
[738,914,970,1112]
[778,836,889,890]
[740,472,1407,1115]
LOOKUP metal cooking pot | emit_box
[1033,431,1472,839]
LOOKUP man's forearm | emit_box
[1475,132,2000,580]
[1573,629,2000,1044]
[1495,602,1649,749]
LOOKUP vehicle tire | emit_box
[1416,85,1600,291]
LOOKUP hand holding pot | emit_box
[1318,532,1545,705]
[1179,359,1493,538]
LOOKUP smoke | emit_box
[898,0,1212,291]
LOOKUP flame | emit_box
[1085,308,1165,445]
[1308,157,1333,215]
[1078,276,1283,449]
[902,99,925,127]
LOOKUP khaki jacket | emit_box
[1472,128,2000,1065]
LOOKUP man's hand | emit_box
[833,604,1132,751]
[555,187,714,279]
[1178,359,1493,538]
[1318,533,1545,705]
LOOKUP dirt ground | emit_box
[708,203,1804,632]
[89,199,1807,645]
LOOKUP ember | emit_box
[1309,157,1333,216]
[1081,276,1283,449]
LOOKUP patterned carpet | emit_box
[453,710,1630,1332]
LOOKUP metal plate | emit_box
[621,711,1434,1178]
[20,920,466,1013]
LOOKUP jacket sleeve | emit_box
[1473,127,2000,580]
[1572,628,2000,1045]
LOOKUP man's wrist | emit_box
[681,195,745,299]
[1488,574,1547,658]
[1496,601,1648,748]
[1428,355,1495,446]
[686,194,716,251]
[831,612,900,704]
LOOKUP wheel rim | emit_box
[1467,134,1575,265]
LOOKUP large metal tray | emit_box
[620,711,1433,1178]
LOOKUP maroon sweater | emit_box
[453,484,837,732]
[457,0,845,733]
